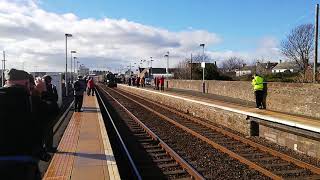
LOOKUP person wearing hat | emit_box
[252,73,265,109]
[73,76,86,112]
[41,75,59,153]
[42,75,58,103]
[0,69,42,179]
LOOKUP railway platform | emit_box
[43,95,120,180]
[118,84,320,158]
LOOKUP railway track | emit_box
[96,86,204,179]
[99,84,320,180]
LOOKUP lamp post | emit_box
[73,57,77,81]
[2,51,6,87]
[164,51,169,75]
[200,44,205,82]
[200,43,205,93]
[150,57,153,76]
[65,33,72,96]
[76,61,80,76]
[70,50,76,83]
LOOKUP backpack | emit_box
[74,81,81,91]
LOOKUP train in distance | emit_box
[93,72,118,87]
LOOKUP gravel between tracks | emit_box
[112,87,320,178]
[103,86,270,180]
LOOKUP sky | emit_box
[0,0,319,72]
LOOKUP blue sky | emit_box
[40,0,317,51]
[0,0,319,72]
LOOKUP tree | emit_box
[221,56,245,72]
[280,24,314,74]
[173,60,190,79]
[174,54,230,80]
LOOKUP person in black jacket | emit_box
[0,69,43,180]
[41,75,59,153]
[73,76,86,112]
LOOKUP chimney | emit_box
[279,59,282,63]
[214,61,217,66]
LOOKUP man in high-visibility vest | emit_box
[252,74,265,109]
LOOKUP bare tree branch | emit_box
[280,24,314,73]
[221,56,245,72]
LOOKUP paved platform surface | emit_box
[43,95,120,180]
[122,84,320,134]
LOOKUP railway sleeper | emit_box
[150,152,168,157]
[250,156,279,162]
[146,148,164,153]
[133,132,147,136]
[163,169,186,175]
[143,144,161,149]
[157,162,179,168]
[137,138,154,143]
[153,158,174,163]
[131,130,145,134]
[263,162,292,168]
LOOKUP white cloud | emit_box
[0,0,282,72]
[0,0,222,72]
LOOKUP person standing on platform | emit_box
[128,77,131,86]
[30,76,53,161]
[160,76,165,91]
[73,76,86,112]
[156,77,160,90]
[0,69,42,180]
[141,76,145,87]
[136,77,140,88]
[87,77,95,96]
[41,75,59,153]
[251,74,265,109]
[132,77,136,86]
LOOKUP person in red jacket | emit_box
[87,77,95,96]
[160,76,165,91]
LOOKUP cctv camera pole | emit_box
[314,4,319,83]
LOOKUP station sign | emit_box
[201,62,205,68]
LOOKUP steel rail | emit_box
[95,87,142,180]
[118,88,320,176]
[107,86,283,180]
[99,86,205,180]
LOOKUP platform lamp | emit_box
[65,33,72,96]
[164,51,169,75]
[70,50,76,83]
[150,57,154,76]
[200,43,205,93]
[73,56,77,81]
[76,60,80,76]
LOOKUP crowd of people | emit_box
[127,76,146,87]
[154,76,165,91]
[127,76,165,91]
[0,69,59,179]
[0,69,97,179]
